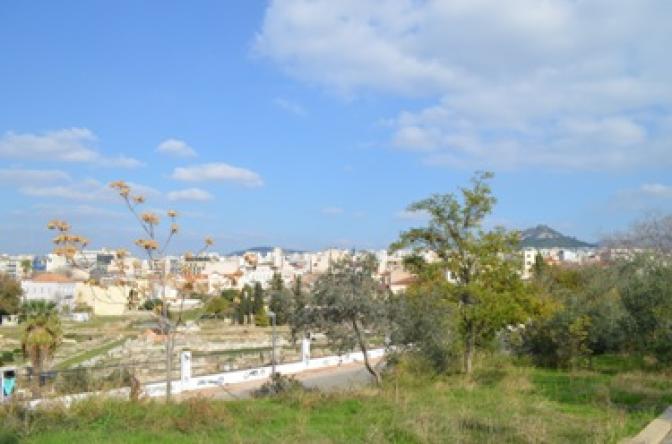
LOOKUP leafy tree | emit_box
[252,283,264,316]
[294,254,388,384]
[0,273,22,316]
[204,297,231,319]
[293,276,304,311]
[391,171,544,374]
[388,266,461,372]
[620,258,672,361]
[515,264,629,367]
[237,285,253,325]
[220,289,238,303]
[269,290,292,325]
[268,273,292,325]
[20,300,62,396]
[20,259,32,276]
[517,303,593,368]
[289,275,307,341]
[254,305,270,327]
[270,272,283,291]
[533,253,548,280]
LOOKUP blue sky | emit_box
[1,0,671,254]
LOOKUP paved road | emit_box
[178,362,377,401]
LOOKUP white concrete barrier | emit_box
[26,345,386,407]
[144,347,385,398]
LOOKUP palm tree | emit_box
[21,300,62,396]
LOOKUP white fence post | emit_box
[180,351,192,388]
[301,337,311,366]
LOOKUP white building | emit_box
[0,254,34,280]
[21,272,77,311]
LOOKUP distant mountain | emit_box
[519,225,596,249]
[226,246,304,256]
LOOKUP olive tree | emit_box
[0,273,22,316]
[294,254,388,385]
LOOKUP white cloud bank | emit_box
[156,139,197,157]
[19,179,114,201]
[172,163,263,187]
[0,128,143,168]
[256,0,672,170]
[0,168,71,185]
[167,187,214,201]
[19,179,160,202]
[640,183,672,199]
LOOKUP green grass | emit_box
[55,337,129,370]
[2,356,671,443]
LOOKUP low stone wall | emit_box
[143,347,386,398]
[23,343,385,408]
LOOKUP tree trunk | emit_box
[464,321,475,375]
[176,291,186,325]
[160,280,173,402]
[165,330,174,401]
[352,319,381,386]
[31,355,43,399]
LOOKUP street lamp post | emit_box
[268,311,277,377]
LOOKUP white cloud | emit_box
[321,207,344,215]
[172,163,264,187]
[0,168,71,185]
[257,0,672,170]
[0,128,143,168]
[19,179,113,201]
[273,98,307,116]
[106,155,144,169]
[31,203,125,219]
[608,183,672,213]
[167,188,214,202]
[19,179,160,202]
[640,183,672,199]
[126,182,161,198]
[156,139,197,157]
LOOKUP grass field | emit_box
[2,355,671,443]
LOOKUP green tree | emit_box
[391,171,543,374]
[620,258,672,360]
[20,259,32,276]
[294,254,388,384]
[270,272,283,291]
[0,273,22,316]
[220,289,238,303]
[268,273,292,325]
[514,264,630,367]
[252,282,264,319]
[237,285,253,325]
[388,266,461,372]
[254,305,270,327]
[533,252,548,280]
[21,300,62,396]
[204,296,231,319]
[293,276,304,310]
[290,275,307,341]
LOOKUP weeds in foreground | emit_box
[1,356,671,443]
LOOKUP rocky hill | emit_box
[519,225,595,249]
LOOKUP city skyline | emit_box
[1,1,671,255]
